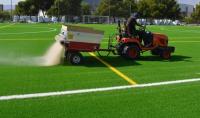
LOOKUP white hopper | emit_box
[55,25,104,44]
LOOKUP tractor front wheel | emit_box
[160,51,171,59]
[124,46,140,60]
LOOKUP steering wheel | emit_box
[139,25,146,31]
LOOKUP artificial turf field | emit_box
[0,23,200,118]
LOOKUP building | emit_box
[179,3,194,17]
[0,4,3,11]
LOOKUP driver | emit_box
[126,13,152,47]
[126,13,144,37]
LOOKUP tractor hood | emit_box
[153,33,169,46]
[153,33,168,41]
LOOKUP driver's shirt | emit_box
[126,17,137,35]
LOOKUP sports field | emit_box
[0,23,200,118]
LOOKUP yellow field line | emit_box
[89,52,137,85]
[0,24,15,29]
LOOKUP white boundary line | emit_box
[0,28,57,35]
[100,41,200,44]
[0,78,200,101]
[0,39,51,41]
[170,41,200,43]
[0,24,15,29]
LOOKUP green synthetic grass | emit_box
[0,23,127,96]
[0,23,200,118]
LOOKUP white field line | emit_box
[1,40,199,42]
[170,41,200,43]
[0,28,57,35]
[158,27,200,33]
[0,40,200,42]
[0,39,51,41]
[0,24,15,29]
[0,78,200,101]
[100,41,200,44]
[103,37,200,40]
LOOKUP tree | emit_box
[137,0,181,19]
[47,0,82,16]
[31,0,55,16]
[0,11,10,22]
[69,0,82,16]
[137,0,153,18]
[192,3,200,23]
[47,0,65,17]
[81,2,91,15]
[123,0,138,17]
[153,0,181,19]
[15,1,28,16]
[96,0,137,18]
[15,0,37,16]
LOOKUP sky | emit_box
[0,0,200,5]
[177,0,200,5]
[0,0,24,5]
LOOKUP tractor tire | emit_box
[68,52,83,65]
[124,45,140,60]
[160,51,171,60]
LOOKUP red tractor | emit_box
[113,21,175,60]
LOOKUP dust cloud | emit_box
[0,41,64,66]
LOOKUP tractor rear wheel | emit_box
[151,49,160,55]
[68,52,83,65]
[124,45,140,60]
[160,51,171,59]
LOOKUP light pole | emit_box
[130,4,132,15]
[10,0,13,21]
[58,0,59,20]
[108,0,110,24]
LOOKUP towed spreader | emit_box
[55,25,113,64]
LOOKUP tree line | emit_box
[0,0,199,23]
[14,0,88,17]
[96,0,181,20]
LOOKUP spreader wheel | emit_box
[124,45,140,60]
[68,52,83,65]
[161,51,171,59]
